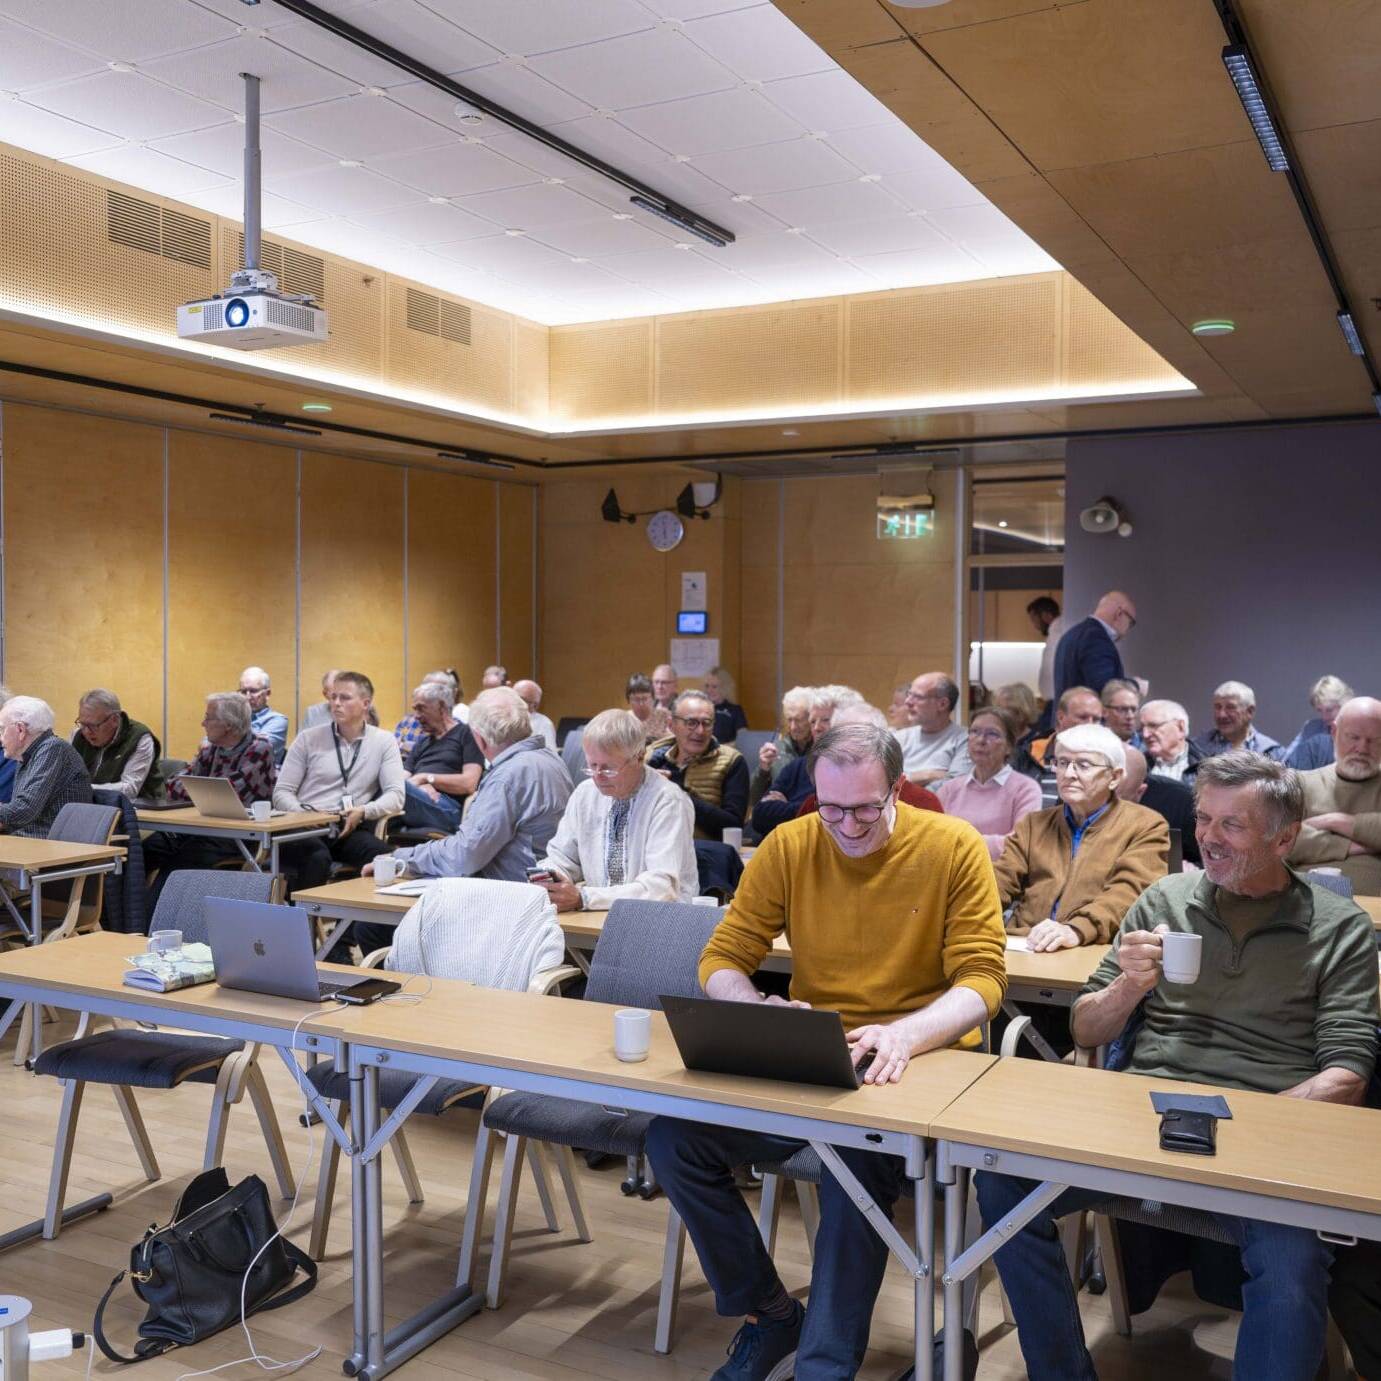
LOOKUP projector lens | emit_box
[224,297,250,328]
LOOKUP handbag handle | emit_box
[187,1210,258,1275]
[92,1272,175,1366]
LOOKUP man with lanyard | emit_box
[273,670,405,896]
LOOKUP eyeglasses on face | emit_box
[674,715,714,731]
[75,712,115,732]
[817,799,888,825]
[967,728,1006,743]
[585,760,635,779]
[1054,757,1111,778]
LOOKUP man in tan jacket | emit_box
[994,722,1169,949]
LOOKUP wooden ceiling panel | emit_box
[1293,122,1381,234]
[770,0,906,52]
[971,172,1120,272]
[1330,225,1381,359]
[919,0,1250,171]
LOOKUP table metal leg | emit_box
[345,1068,367,1378]
[27,883,43,1062]
[911,1138,934,1381]
[941,1160,968,1381]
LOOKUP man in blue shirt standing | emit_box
[239,666,289,765]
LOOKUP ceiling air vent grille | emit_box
[160,206,212,269]
[107,190,212,270]
[407,287,471,345]
[234,234,326,301]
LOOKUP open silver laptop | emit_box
[206,897,370,1002]
[181,776,284,821]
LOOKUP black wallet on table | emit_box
[1158,1108,1218,1155]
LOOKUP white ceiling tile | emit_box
[137,35,361,115]
[717,230,842,271]
[331,1,501,73]
[431,232,573,276]
[684,5,832,83]
[184,0,337,30]
[823,124,953,177]
[442,61,593,127]
[754,178,903,228]
[0,0,240,63]
[273,161,423,215]
[462,179,612,229]
[266,93,453,160]
[0,96,124,158]
[367,139,538,197]
[684,195,788,235]
[528,29,736,111]
[851,243,987,289]
[536,213,674,257]
[637,0,769,23]
[264,15,419,90]
[178,181,327,230]
[599,245,738,292]
[421,0,654,56]
[0,17,105,91]
[692,138,855,196]
[741,258,880,299]
[148,121,336,180]
[762,69,894,133]
[619,87,803,157]
[348,199,498,245]
[957,237,1061,276]
[286,216,409,262]
[883,167,988,216]
[25,71,228,142]
[62,143,231,198]
[924,203,1026,242]
[488,259,625,298]
[808,213,952,259]
[551,285,678,324]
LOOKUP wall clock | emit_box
[646,509,685,551]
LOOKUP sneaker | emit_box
[711,1299,804,1381]
[892,1326,978,1381]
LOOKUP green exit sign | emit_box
[877,511,934,540]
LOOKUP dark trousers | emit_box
[976,1170,1335,1381]
[644,1116,906,1379]
[277,829,391,896]
[1331,1239,1381,1379]
[142,833,244,912]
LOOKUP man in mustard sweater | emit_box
[645,722,1006,1381]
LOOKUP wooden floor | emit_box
[0,1013,1246,1380]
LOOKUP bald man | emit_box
[513,679,556,750]
[1053,589,1136,701]
[1117,744,1201,867]
[1290,696,1381,895]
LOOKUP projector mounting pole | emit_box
[241,72,261,273]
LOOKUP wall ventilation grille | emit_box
[106,189,212,270]
[234,233,326,301]
[407,286,471,345]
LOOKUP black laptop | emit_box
[660,994,874,1090]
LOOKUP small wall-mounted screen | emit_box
[677,610,708,635]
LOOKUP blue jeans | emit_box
[975,1171,1334,1381]
[645,1117,906,1380]
[403,780,460,832]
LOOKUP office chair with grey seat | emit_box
[29,869,294,1240]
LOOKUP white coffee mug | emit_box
[374,855,399,886]
[722,827,743,849]
[148,929,183,956]
[614,1008,651,1063]
[692,895,720,907]
[249,800,272,822]
[1159,931,1202,985]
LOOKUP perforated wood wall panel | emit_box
[512,318,550,419]
[1062,276,1183,392]
[548,320,655,422]
[658,300,843,415]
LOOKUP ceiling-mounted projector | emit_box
[177,72,328,352]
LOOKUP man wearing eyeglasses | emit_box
[994,723,1168,953]
[646,722,1006,1381]
[647,689,748,841]
[1052,589,1136,704]
[895,671,971,784]
[70,687,164,800]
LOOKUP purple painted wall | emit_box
[1063,420,1381,742]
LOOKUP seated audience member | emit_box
[645,722,1006,1380]
[71,688,164,799]
[1017,685,1103,806]
[0,697,92,836]
[1283,673,1353,770]
[995,724,1169,950]
[146,693,276,895]
[625,673,670,741]
[0,687,15,804]
[896,671,971,782]
[980,750,1379,1381]
[534,708,696,911]
[513,679,557,749]
[749,685,813,808]
[651,663,679,712]
[648,690,749,841]
[704,665,748,744]
[993,681,1038,741]
[1100,676,1143,745]
[481,664,509,690]
[302,669,339,730]
[937,706,1042,860]
[1140,698,1203,782]
[1053,589,1135,700]
[886,683,910,730]
[392,670,454,754]
[238,666,289,764]
[796,702,943,816]
[401,681,483,833]
[1193,680,1281,759]
[1117,744,1201,868]
[273,671,404,893]
[751,685,858,838]
[1289,695,1381,894]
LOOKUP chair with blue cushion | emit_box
[30,870,294,1239]
[560,730,587,783]
[462,898,723,1351]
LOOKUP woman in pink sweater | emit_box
[936,706,1042,860]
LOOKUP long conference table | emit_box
[134,805,337,876]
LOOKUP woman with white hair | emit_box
[1284,673,1355,770]
[704,665,748,744]
[748,685,813,809]
[533,708,697,910]
[993,722,1169,950]
[749,685,863,838]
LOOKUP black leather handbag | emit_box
[93,1167,316,1363]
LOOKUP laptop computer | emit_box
[206,896,379,1002]
[181,776,285,821]
[660,994,874,1090]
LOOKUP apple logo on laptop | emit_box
[253,940,266,957]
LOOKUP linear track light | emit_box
[209,410,321,436]
[1338,311,1365,357]
[437,449,515,470]
[1221,45,1290,172]
[628,195,732,248]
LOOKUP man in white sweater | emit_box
[274,670,405,895]
[536,708,698,911]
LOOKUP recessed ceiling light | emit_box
[108,61,135,73]
[1191,319,1236,336]
[858,174,882,183]
[503,227,525,236]
[301,402,333,413]
[674,242,693,250]
[427,195,449,204]
[612,212,633,221]
[807,130,829,140]
[782,429,799,437]
[338,159,361,168]
[595,108,616,119]
[0,91,18,103]
[673,154,692,163]
[784,227,804,235]
[570,256,590,264]
[731,194,753,203]
[365,86,386,97]
[453,102,483,124]
[997,520,1009,528]
[542,177,565,185]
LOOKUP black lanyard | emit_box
[332,724,364,790]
